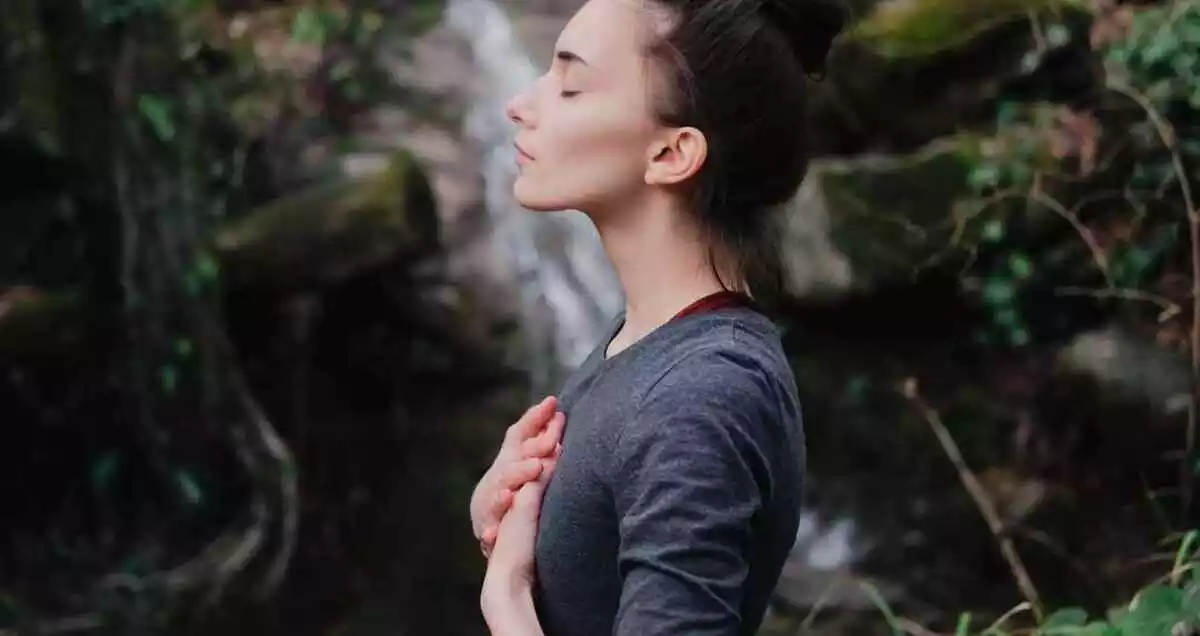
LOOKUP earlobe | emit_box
[645,127,707,186]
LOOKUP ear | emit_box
[644,126,707,187]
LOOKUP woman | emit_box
[468,0,846,633]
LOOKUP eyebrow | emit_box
[555,49,591,68]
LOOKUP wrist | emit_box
[481,578,539,635]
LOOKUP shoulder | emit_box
[608,314,803,506]
[616,312,800,452]
[638,311,796,417]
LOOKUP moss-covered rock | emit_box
[806,0,1094,156]
[849,0,1087,59]
[215,150,439,290]
[785,136,987,292]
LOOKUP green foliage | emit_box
[1104,0,1200,195]
[860,532,1200,635]
[831,2,1200,634]
[1032,581,1200,635]
[944,0,1200,353]
[0,0,442,631]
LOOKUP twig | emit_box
[1011,526,1112,603]
[1027,9,1048,53]
[0,613,104,636]
[797,569,851,632]
[1107,78,1199,521]
[982,601,1034,635]
[900,378,1043,620]
[895,616,942,636]
[1051,285,1182,321]
[1032,192,1114,287]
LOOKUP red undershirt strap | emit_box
[670,290,756,322]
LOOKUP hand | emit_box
[481,478,549,619]
[471,396,565,558]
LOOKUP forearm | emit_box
[481,582,544,636]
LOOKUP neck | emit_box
[589,193,744,342]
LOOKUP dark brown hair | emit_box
[643,0,847,302]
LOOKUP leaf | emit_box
[997,101,1021,126]
[195,253,220,283]
[982,219,1006,243]
[956,612,972,635]
[90,452,120,493]
[1079,621,1120,636]
[969,164,1002,190]
[136,94,175,142]
[1182,576,1200,620]
[859,581,904,636]
[994,306,1021,328]
[1009,253,1033,278]
[1142,33,1175,64]
[176,470,203,508]
[1116,584,1185,636]
[1047,23,1071,47]
[982,278,1016,305]
[1173,530,1199,582]
[160,365,178,395]
[1043,607,1088,629]
[291,7,326,44]
[1021,50,1042,74]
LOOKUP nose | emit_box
[506,88,533,127]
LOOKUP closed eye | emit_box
[560,90,580,98]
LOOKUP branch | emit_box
[1106,78,1199,521]
[1032,192,1114,287]
[899,378,1043,620]
[1051,285,1182,322]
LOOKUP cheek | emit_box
[516,102,650,210]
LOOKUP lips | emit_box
[514,142,534,163]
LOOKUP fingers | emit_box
[497,457,543,491]
[480,525,495,559]
[521,411,565,458]
[488,485,514,520]
[539,455,558,484]
[503,395,558,447]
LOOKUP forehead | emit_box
[557,0,663,68]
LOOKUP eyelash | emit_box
[560,90,580,98]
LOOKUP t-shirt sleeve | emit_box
[610,354,773,635]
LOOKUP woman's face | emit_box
[505,0,665,213]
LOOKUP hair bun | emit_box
[757,0,848,78]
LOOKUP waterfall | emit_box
[444,0,623,396]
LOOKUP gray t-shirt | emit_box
[533,306,805,636]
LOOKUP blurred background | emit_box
[2,0,1200,633]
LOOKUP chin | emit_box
[513,177,572,212]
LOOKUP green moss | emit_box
[814,135,985,282]
[850,0,1088,59]
[214,150,439,281]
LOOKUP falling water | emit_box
[444,0,623,396]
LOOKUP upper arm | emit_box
[610,356,773,635]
